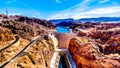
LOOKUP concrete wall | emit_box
[55,33,75,49]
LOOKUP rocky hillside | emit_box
[0,14,56,68]
[0,14,56,40]
[68,23,120,68]
[0,26,14,41]
[69,37,120,68]
[5,35,54,68]
[0,27,14,49]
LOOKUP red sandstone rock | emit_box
[69,38,120,68]
[104,34,120,54]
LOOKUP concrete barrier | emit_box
[50,52,60,68]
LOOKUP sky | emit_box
[0,0,120,20]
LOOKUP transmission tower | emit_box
[6,9,8,17]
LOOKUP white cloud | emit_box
[48,0,92,19]
[85,7,120,14]
[99,0,109,3]
[49,6,120,20]
[55,0,61,3]
[75,6,120,18]
[48,0,120,20]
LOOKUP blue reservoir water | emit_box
[57,26,70,33]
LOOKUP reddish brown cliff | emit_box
[69,37,120,68]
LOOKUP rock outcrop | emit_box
[105,34,120,54]
[68,23,120,68]
[0,14,56,40]
[0,14,56,68]
[0,26,14,50]
[69,38,120,68]
[72,23,120,44]
[0,27,14,41]
[5,35,54,68]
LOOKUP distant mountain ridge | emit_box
[78,17,120,22]
[49,18,74,24]
[49,17,120,24]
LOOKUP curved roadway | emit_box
[0,36,42,68]
[0,36,19,52]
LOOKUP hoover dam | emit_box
[0,14,120,68]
